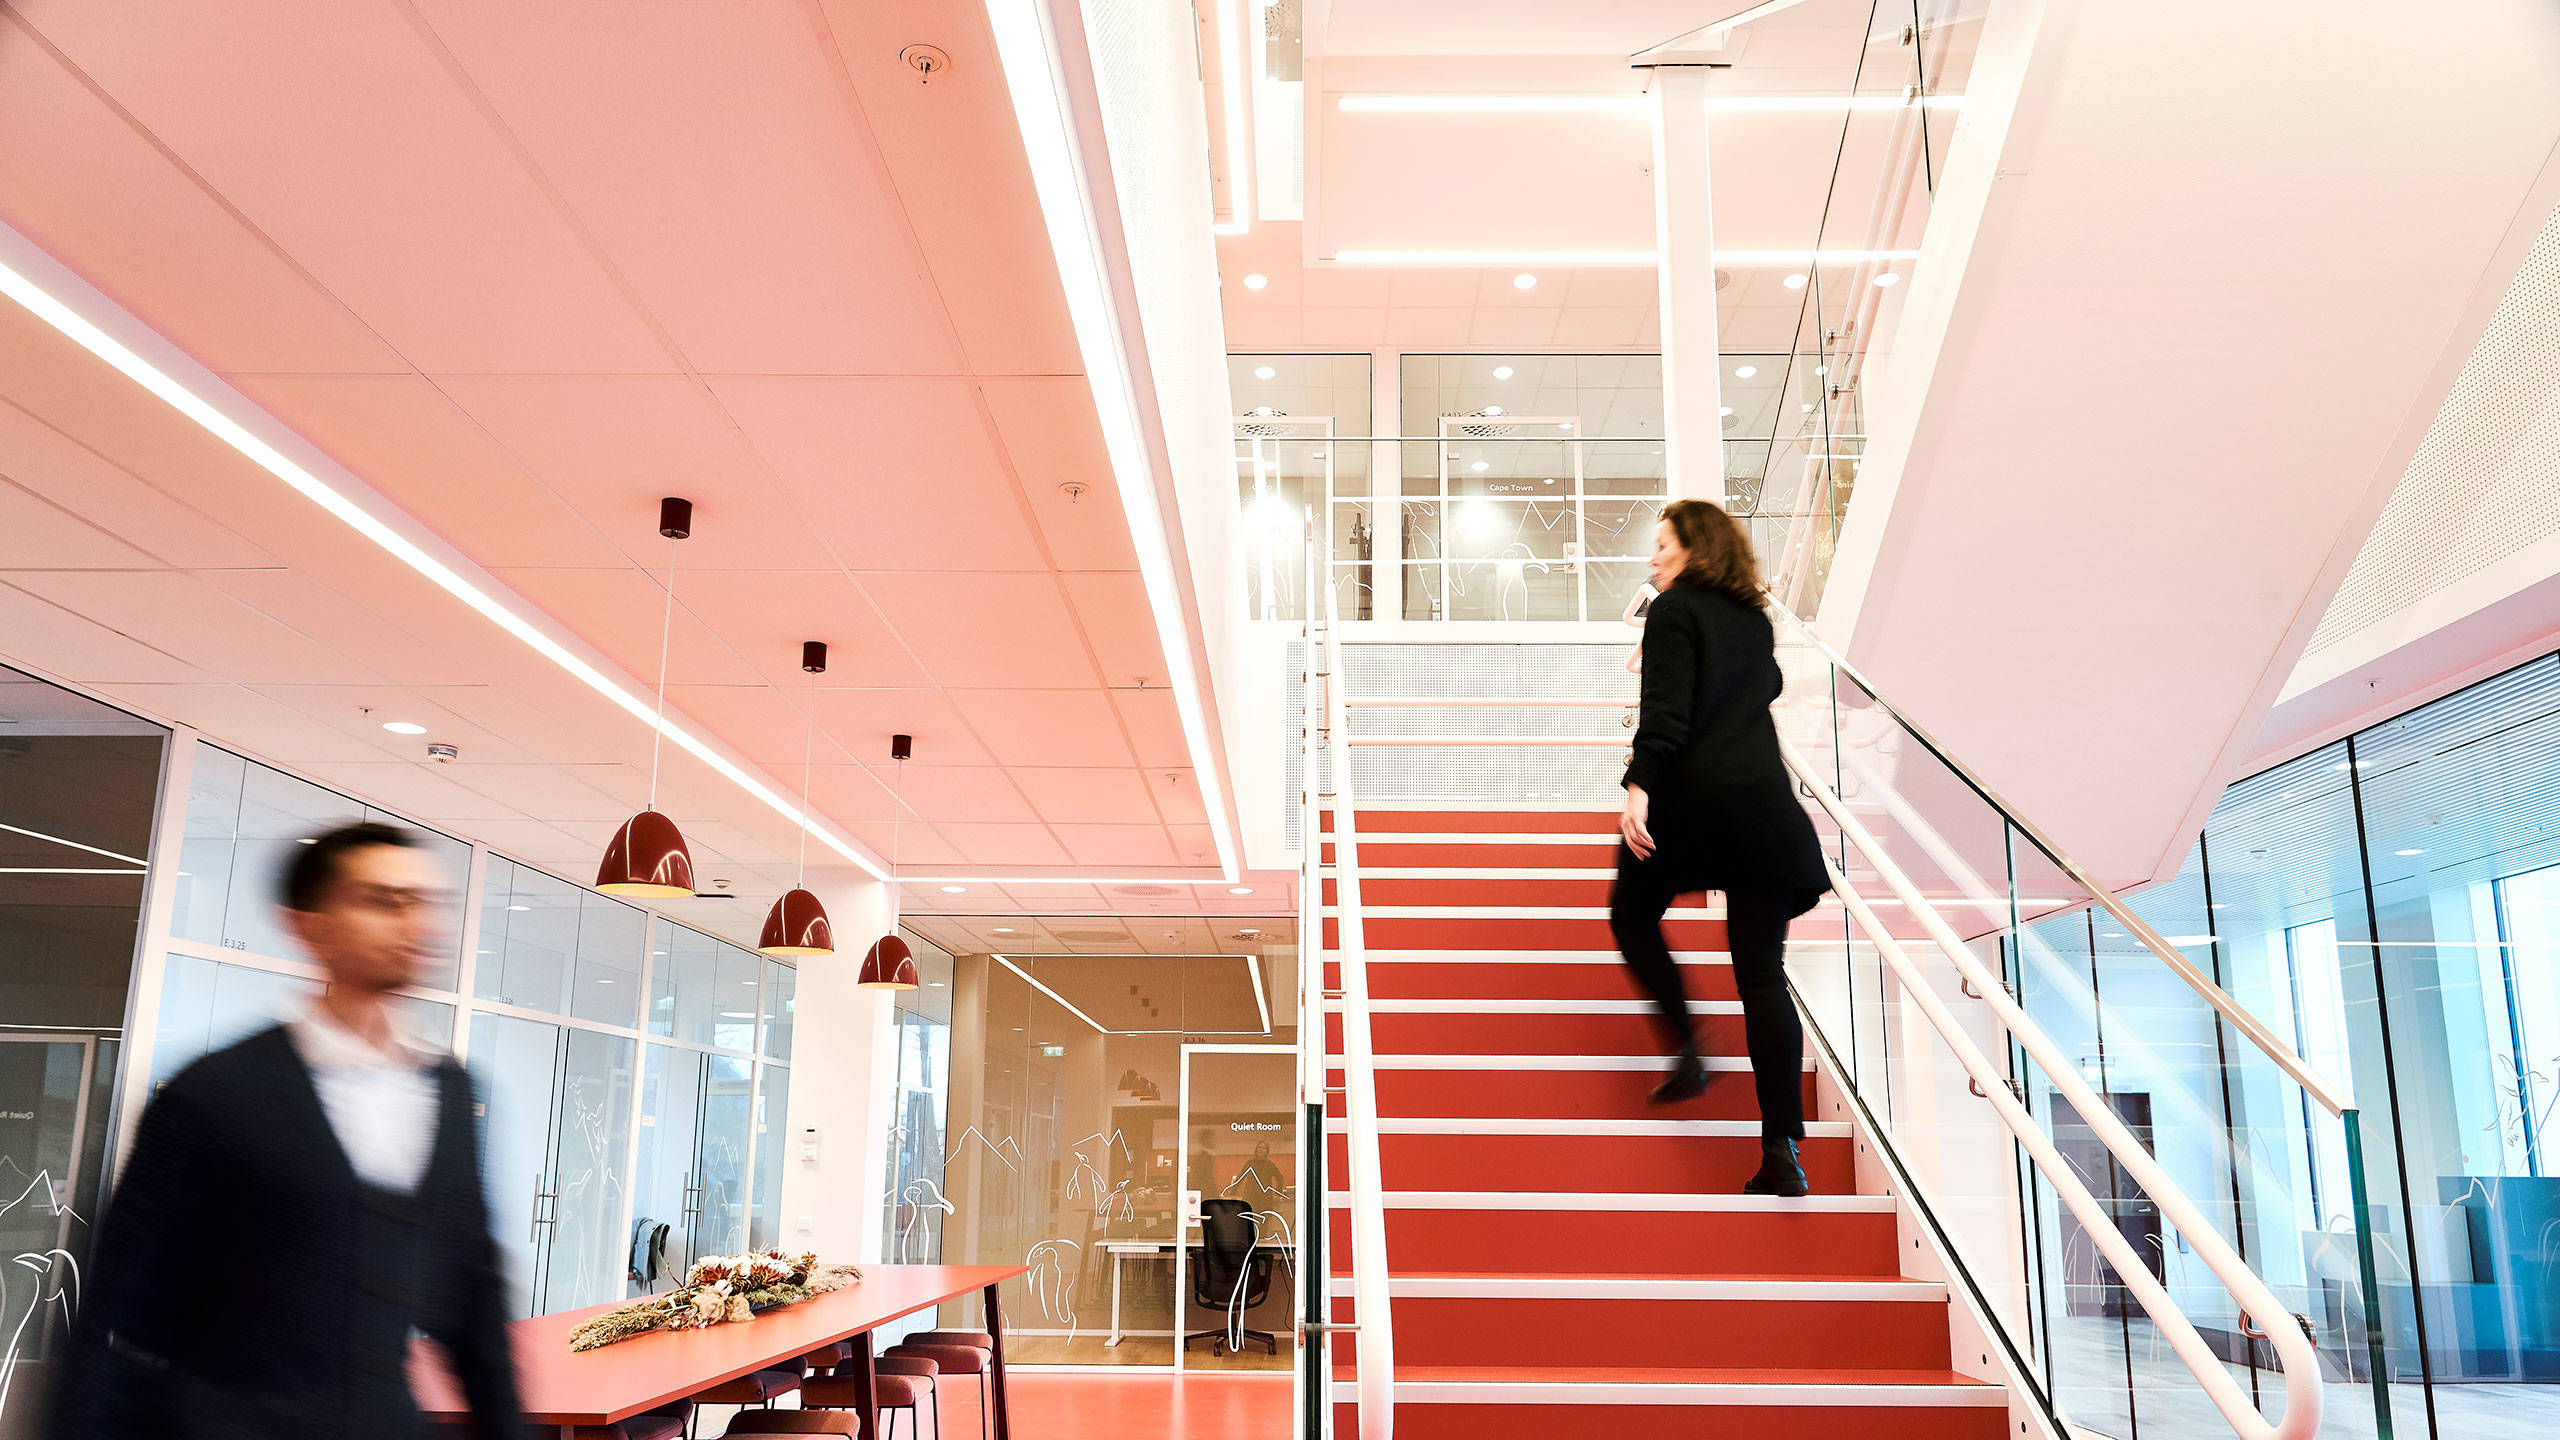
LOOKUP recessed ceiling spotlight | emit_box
[1512,273,1537,290]
[1492,365,1514,380]
[1557,422,1573,431]
[1872,272,1901,288]
[1801,402,1816,412]
[1242,273,1268,290]
[1783,273,1808,289]
[1719,406,1735,417]
[1228,886,1253,894]
[1253,365,1275,380]
[382,721,428,735]
[508,904,531,913]
[928,981,947,987]
[993,926,1016,933]
[1734,365,1757,379]
[1815,365,1829,376]
[1483,404,1505,416]
[939,885,967,894]
[2394,848,2425,857]
[1470,461,1489,473]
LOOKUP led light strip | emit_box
[989,951,1107,1033]
[0,818,149,867]
[982,0,1242,883]
[0,244,890,882]
[1212,0,1254,233]
[1337,94,1963,113]
[1331,248,1920,266]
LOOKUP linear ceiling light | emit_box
[984,0,1242,883]
[1212,0,1255,233]
[1337,94,1961,113]
[1331,249,1920,267]
[0,819,149,868]
[990,952,1108,1033]
[0,243,892,883]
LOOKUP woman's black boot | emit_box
[1742,1136,1810,1196]
[1651,1048,1709,1105]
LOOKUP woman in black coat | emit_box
[1613,499,1831,1197]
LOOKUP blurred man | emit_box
[54,823,522,1440]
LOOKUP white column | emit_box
[1649,66,1726,502]
[778,874,898,1264]
[1367,348,1403,622]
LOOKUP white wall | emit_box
[1817,0,2560,888]
[778,876,899,1263]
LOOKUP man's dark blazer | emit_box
[50,1025,524,1440]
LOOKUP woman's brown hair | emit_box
[1659,498,1768,608]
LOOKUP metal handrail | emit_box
[1780,731,2323,1440]
[1765,604,2353,1116]
[1319,583,1396,1439]
[1296,530,1328,1440]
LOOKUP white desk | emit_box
[1102,1241,1177,1347]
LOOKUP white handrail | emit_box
[1321,584,1397,1439]
[1780,732,2322,1440]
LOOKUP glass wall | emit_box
[0,664,167,1438]
[891,917,1301,1369]
[1982,654,2560,1440]
[149,741,797,1320]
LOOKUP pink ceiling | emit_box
[0,0,1273,934]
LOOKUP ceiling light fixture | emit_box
[1470,461,1490,473]
[1210,0,1255,234]
[1872,272,1901,288]
[990,953,1107,1033]
[1241,272,1268,290]
[1511,273,1538,290]
[2394,848,2425,857]
[596,498,698,899]
[1333,249,1918,268]
[1227,886,1253,895]
[1483,405,1505,416]
[1336,94,1964,114]
[1253,365,1275,380]
[1492,365,1514,380]
[1734,365,1756,379]
[0,819,148,869]
[759,639,835,957]
[1782,273,1808,289]
[986,0,1240,882]
[382,721,428,736]
[858,934,919,991]
[0,237,893,882]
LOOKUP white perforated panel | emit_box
[1283,642,1641,846]
[2311,203,2560,651]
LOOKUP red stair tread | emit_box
[1354,1271,1927,1284]
[1354,1366,1999,1387]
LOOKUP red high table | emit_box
[414,1263,1027,1439]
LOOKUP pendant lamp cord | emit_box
[648,532,677,811]
[795,678,814,887]
[890,756,907,917]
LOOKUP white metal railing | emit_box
[1331,690,2338,1440]
[1780,733,2323,1440]
[1307,548,1396,1438]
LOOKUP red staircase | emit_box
[1320,807,2009,1440]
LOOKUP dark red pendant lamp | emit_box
[858,733,920,989]
[597,498,699,899]
[759,640,836,956]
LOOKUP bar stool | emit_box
[799,1340,856,1375]
[759,1370,924,1440]
[688,1359,804,1436]
[881,1344,987,1440]
[719,1413,858,1437]
[874,1357,943,1440]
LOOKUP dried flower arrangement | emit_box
[568,1250,863,1351]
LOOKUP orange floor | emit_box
[998,1370,1292,1440]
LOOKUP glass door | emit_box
[633,1042,704,1294]
[0,1036,97,1424]
[695,1053,755,1261]
[544,1028,634,1312]
[469,1012,564,1318]
[1176,1045,1300,1372]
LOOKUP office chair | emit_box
[1185,1198,1278,1357]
